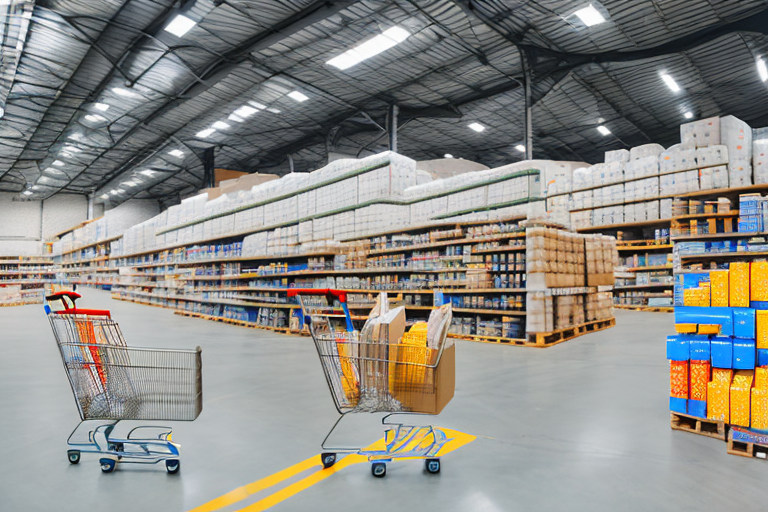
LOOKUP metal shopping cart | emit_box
[289,289,455,478]
[45,291,203,474]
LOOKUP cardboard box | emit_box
[690,337,711,360]
[730,262,750,307]
[711,337,734,368]
[670,360,689,399]
[667,335,690,361]
[690,360,710,402]
[758,310,768,349]
[710,270,729,307]
[708,368,734,422]
[733,339,756,370]
[390,343,455,414]
[751,388,768,429]
[675,306,733,336]
[751,262,768,301]
[730,370,754,427]
[733,308,756,339]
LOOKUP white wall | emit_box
[104,199,160,234]
[42,194,88,239]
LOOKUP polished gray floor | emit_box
[2,288,767,511]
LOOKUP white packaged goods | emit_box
[721,115,752,169]
[660,198,673,218]
[605,149,630,165]
[659,147,696,174]
[629,143,664,161]
[571,167,593,190]
[603,184,624,205]
[635,177,659,200]
[681,117,721,147]
[589,162,623,185]
[754,138,768,184]
[546,195,570,227]
[699,164,729,190]
[570,211,591,229]
[730,167,753,187]
[682,170,700,193]
[570,190,593,210]
[695,145,729,168]
[624,204,635,223]
[646,200,660,220]
[624,155,658,180]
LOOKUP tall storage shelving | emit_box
[0,257,54,305]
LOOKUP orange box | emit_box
[690,361,710,402]
[708,368,734,422]
[751,262,768,301]
[675,323,698,334]
[670,361,689,399]
[698,324,721,335]
[729,262,750,308]
[756,367,768,390]
[758,310,768,350]
[730,370,754,427]
[751,388,768,430]
[710,270,729,307]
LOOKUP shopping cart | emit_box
[45,291,203,474]
[289,288,455,478]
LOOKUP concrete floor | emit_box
[2,288,768,511]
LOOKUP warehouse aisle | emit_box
[2,290,767,511]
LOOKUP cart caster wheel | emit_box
[371,462,386,478]
[67,450,80,464]
[321,453,336,469]
[425,458,440,474]
[166,459,180,474]
[99,458,117,473]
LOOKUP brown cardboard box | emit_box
[200,187,223,200]
[213,168,247,186]
[391,343,455,414]
[372,307,406,344]
[220,172,279,195]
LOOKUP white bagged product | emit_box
[720,115,752,169]
[681,117,720,148]
[629,144,665,161]
[659,147,696,174]
[695,145,728,168]
[605,149,629,165]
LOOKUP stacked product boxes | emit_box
[669,261,768,432]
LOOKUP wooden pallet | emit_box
[447,333,528,346]
[614,304,674,313]
[173,309,296,334]
[727,428,768,459]
[670,412,726,441]
[524,317,616,347]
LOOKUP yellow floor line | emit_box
[189,427,477,512]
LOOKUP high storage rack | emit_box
[0,256,54,305]
[48,218,121,290]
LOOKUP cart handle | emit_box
[44,291,111,317]
[286,288,347,303]
[46,291,81,310]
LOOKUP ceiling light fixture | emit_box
[287,91,309,102]
[84,114,104,123]
[266,107,281,114]
[121,181,138,187]
[140,169,155,176]
[233,105,258,119]
[168,149,184,158]
[758,58,768,82]
[468,122,486,132]
[94,103,110,112]
[112,87,140,98]
[660,72,681,93]
[32,185,40,190]
[100,194,109,199]
[248,101,267,110]
[684,111,694,119]
[110,189,119,195]
[574,4,606,27]
[52,160,64,167]
[515,144,526,152]
[165,14,196,38]
[196,128,216,138]
[212,121,230,130]
[597,125,611,136]
[327,26,410,70]
[22,190,32,196]
[63,145,81,153]
[444,154,453,158]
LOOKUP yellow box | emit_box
[751,262,768,301]
[698,324,721,335]
[756,367,768,390]
[758,310,768,350]
[710,270,729,307]
[675,323,698,334]
[708,369,734,422]
[729,262,750,308]
[730,370,754,427]
[751,388,768,430]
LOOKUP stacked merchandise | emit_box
[669,261,768,450]
[0,285,22,305]
[525,227,616,334]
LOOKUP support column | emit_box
[388,104,399,153]
[87,193,94,220]
[523,58,533,160]
[288,154,295,173]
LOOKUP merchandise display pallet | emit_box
[614,304,673,313]
[525,317,616,347]
[727,428,768,459]
[447,333,527,346]
[670,412,726,441]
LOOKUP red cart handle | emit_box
[45,291,111,317]
[287,288,347,303]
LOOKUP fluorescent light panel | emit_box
[140,170,155,176]
[468,122,485,132]
[684,111,693,119]
[165,14,196,38]
[112,87,139,98]
[168,149,184,158]
[597,125,611,136]
[660,73,681,92]
[287,91,308,102]
[444,154,453,158]
[327,26,410,70]
[196,128,216,138]
[758,58,768,82]
[52,160,64,167]
[84,114,103,123]
[574,4,606,27]
[212,121,230,130]
[515,145,526,152]
[22,190,32,196]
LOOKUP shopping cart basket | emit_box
[289,289,455,478]
[45,291,203,474]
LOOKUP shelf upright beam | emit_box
[388,103,399,153]
[523,53,533,160]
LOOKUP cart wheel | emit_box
[371,462,386,478]
[166,459,180,474]
[67,450,80,464]
[321,453,336,469]
[99,458,116,473]
[425,458,440,474]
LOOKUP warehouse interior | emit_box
[3,1,768,510]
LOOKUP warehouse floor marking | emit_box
[189,427,476,512]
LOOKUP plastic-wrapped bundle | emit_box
[721,115,752,173]
[571,167,593,190]
[570,190,593,210]
[699,165,728,190]
[624,204,635,223]
[695,145,728,168]
[605,149,629,165]
[660,198,673,218]
[681,117,720,148]
[659,146,696,174]
[624,155,658,180]
[629,143,665,161]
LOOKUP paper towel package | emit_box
[681,117,721,148]
[629,143,665,161]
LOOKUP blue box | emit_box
[690,338,711,360]
[667,335,690,361]
[674,273,711,306]
[734,308,757,339]
[750,301,768,309]
[675,306,734,336]
[670,397,687,414]
[758,349,768,367]
[734,339,757,369]
[711,337,734,368]
[687,399,707,418]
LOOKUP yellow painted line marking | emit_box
[188,427,476,512]
[188,455,320,512]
